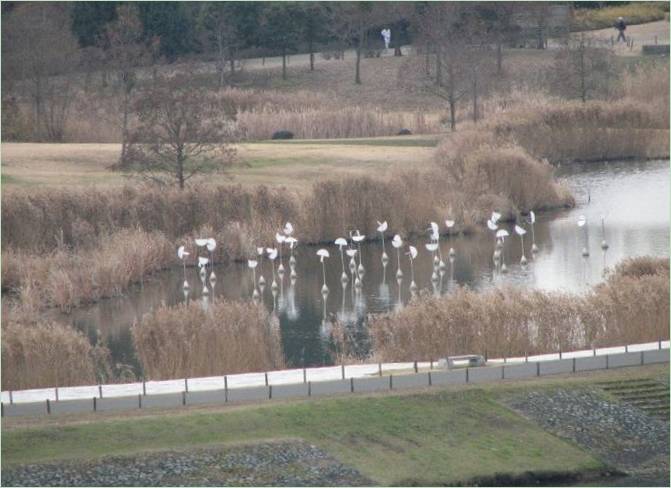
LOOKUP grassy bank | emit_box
[369,257,669,362]
[1,380,613,484]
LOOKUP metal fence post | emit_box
[413,361,418,373]
[269,385,273,400]
[378,363,382,376]
[184,378,189,393]
[428,371,432,386]
[55,387,59,402]
[572,358,576,373]
[625,344,628,353]
[46,399,51,415]
[224,375,228,403]
[536,362,540,377]
[659,339,662,350]
[143,380,147,396]
[308,381,312,397]
[9,391,13,404]
[465,368,469,383]
[138,394,142,409]
[303,368,307,383]
[93,397,97,412]
[1,402,4,417]
[182,391,186,406]
[350,377,354,393]
[265,372,269,386]
[341,364,345,379]
[606,355,609,369]
[430,359,434,370]
[98,385,103,399]
[640,351,644,365]
[389,375,393,390]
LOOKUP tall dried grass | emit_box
[132,300,284,380]
[3,229,174,311]
[1,319,111,390]
[369,257,669,361]
[238,107,437,140]
[435,131,574,217]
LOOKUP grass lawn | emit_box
[3,366,667,483]
[0,138,437,190]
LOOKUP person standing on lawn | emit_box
[615,16,627,42]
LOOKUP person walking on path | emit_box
[615,16,627,42]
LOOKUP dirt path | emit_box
[576,19,670,56]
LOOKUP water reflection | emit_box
[41,160,669,372]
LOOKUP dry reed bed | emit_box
[2,229,173,311]
[368,257,669,362]
[132,300,284,380]
[1,320,110,391]
[2,160,573,312]
[490,100,669,163]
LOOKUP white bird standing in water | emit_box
[496,229,509,273]
[195,238,209,280]
[257,247,267,288]
[487,218,500,261]
[283,223,296,266]
[248,259,259,299]
[352,230,366,278]
[578,215,589,257]
[317,249,330,295]
[445,219,456,258]
[275,233,286,275]
[392,234,404,279]
[206,238,217,283]
[529,211,539,253]
[335,238,349,284]
[346,248,361,288]
[407,245,418,292]
[428,222,441,267]
[285,236,298,278]
[600,215,609,250]
[377,221,389,265]
[515,225,528,265]
[198,256,210,293]
[177,245,190,290]
[267,248,279,290]
[425,242,439,282]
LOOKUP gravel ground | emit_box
[506,388,670,486]
[1,440,372,487]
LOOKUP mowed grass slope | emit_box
[0,137,438,190]
[2,388,601,485]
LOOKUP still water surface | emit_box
[48,160,670,372]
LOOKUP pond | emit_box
[46,159,670,373]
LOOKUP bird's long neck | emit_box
[322,261,326,286]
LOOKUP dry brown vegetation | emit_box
[132,300,284,380]
[1,320,110,391]
[2,229,173,311]
[369,257,669,362]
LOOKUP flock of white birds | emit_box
[176,211,608,300]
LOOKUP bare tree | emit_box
[553,35,615,102]
[2,3,79,141]
[125,79,237,189]
[331,2,387,85]
[98,4,154,166]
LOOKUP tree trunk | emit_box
[425,42,430,75]
[309,37,315,71]
[472,76,478,123]
[177,148,185,190]
[579,41,586,103]
[449,96,456,132]
[435,46,442,86]
[229,46,235,75]
[355,36,362,85]
[282,46,287,80]
[217,32,225,88]
[120,87,130,165]
[496,41,503,75]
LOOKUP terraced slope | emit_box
[597,378,670,422]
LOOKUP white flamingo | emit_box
[578,215,589,257]
[446,219,456,258]
[377,221,389,265]
[487,218,500,261]
[407,245,418,292]
[257,247,266,287]
[600,214,609,250]
[206,238,217,283]
[428,222,441,267]
[317,249,330,295]
[198,256,210,293]
[515,224,528,265]
[177,246,190,290]
[284,222,296,266]
[392,234,403,279]
[425,242,439,282]
[267,247,279,290]
[352,230,366,278]
[496,229,509,273]
[275,233,286,275]
[248,259,259,299]
[335,237,349,284]
[529,211,539,253]
[286,236,298,278]
[347,248,361,288]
